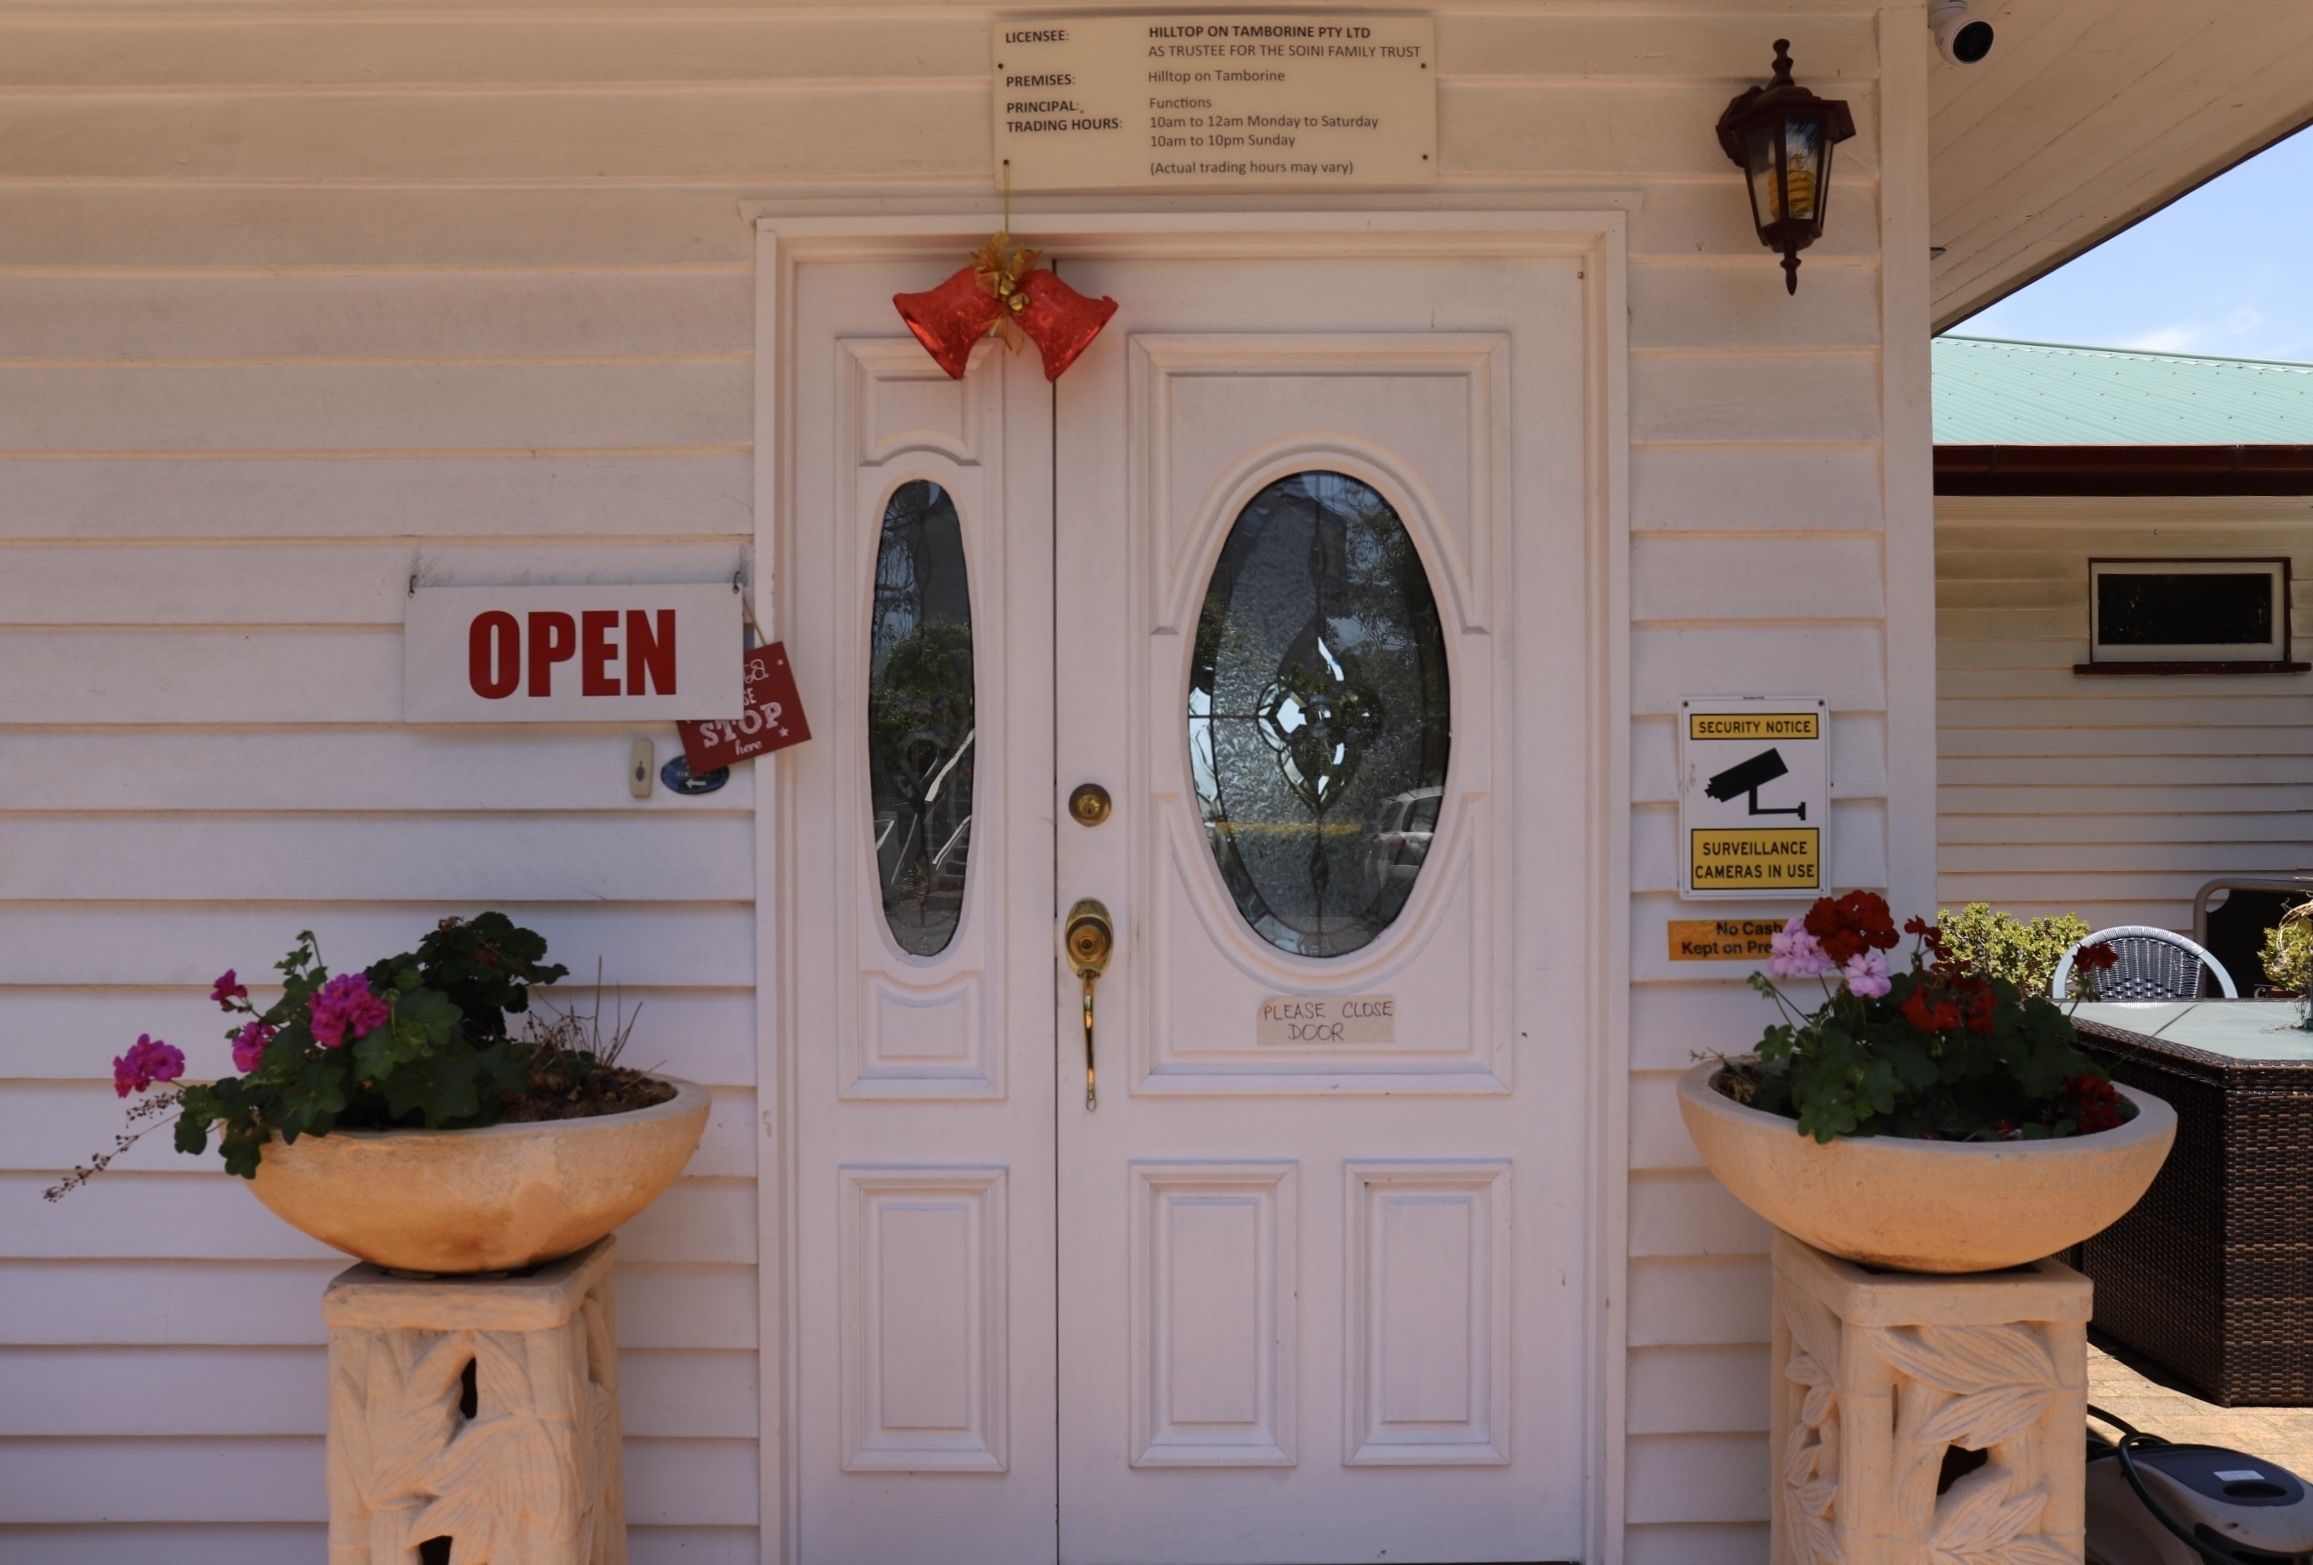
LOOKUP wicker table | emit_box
[2073,1001,2313,1406]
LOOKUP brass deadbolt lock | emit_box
[1069,783,1112,827]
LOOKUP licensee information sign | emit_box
[1678,697,1829,899]
[993,14,1437,191]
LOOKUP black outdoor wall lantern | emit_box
[1717,39,1856,294]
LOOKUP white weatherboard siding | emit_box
[0,3,1923,1560]
[0,0,765,1545]
[1937,495,2313,932]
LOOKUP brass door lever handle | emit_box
[1064,899,1113,1110]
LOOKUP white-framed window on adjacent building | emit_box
[2081,557,2304,674]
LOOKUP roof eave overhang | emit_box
[1928,0,2313,333]
[1934,444,2313,496]
[1931,114,2311,332]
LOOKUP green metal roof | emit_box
[1933,336,2313,445]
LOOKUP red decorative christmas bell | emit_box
[892,232,1117,382]
[1013,268,1117,382]
[893,267,1002,379]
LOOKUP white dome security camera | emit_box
[1928,0,1995,65]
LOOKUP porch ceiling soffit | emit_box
[1928,0,2313,332]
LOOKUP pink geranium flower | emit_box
[308,974,390,1050]
[231,1021,276,1073]
[113,1034,186,1098]
[1842,948,1893,1000]
[210,969,248,1010]
[1768,917,1837,980]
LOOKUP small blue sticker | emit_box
[661,755,729,796]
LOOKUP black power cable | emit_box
[2089,1402,2301,1565]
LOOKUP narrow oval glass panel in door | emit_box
[1189,470,1450,958]
[868,479,975,957]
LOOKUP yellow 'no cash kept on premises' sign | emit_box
[1666,918,1786,963]
[1677,697,1829,900]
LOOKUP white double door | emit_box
[786,235,1594,1564]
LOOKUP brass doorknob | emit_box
[1069,783,1112,827]
[1065,899,1113,975]
[1065,899,1113,1110]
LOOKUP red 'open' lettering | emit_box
[456,604,686,701]
[580,610,621,697]
[468,611,521,699]
[627,608,676,695]
[527,611,576,697]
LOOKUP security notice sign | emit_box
[1679,697,1829,899]
[993,14,1437,191]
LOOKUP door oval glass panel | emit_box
[868,480,976,958]
[1188,471,1450,958]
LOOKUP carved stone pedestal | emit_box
[1771,1231,2091,1565]
[325,1236,626,1564]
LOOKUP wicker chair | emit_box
[2051,926,2238,1001]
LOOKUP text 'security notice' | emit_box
[993,15,1438,191]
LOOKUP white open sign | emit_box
[404,584,742,722]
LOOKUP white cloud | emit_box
[2121,324,2204,354]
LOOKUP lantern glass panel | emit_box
[1744,120,1783,227]
[1783,119,1825,225]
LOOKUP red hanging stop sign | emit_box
[677,643,810,771]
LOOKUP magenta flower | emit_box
[210,969,248,1010]
[309,974,390,1050]
[1842,948,1894,1000]
[230,1021,276,1074]
[1768,917,1837,980]
[113,1034,187,1098]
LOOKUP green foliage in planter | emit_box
[1934,903,2090,997]
[362,911,560,1045]
[172,914,572,1178]
[1744,964,2107,1142]
[1730,892,2125,1144]
[2261,903,2313,995]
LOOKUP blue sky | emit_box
[1953,125,2313,363]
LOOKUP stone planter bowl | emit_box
[1677,1060,2176,1274]
[247,1077,710,1275]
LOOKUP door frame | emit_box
[751,206,1635,1565]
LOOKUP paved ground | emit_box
[2089,1335,2313,1478]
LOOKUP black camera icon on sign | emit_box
[1705,748,1807,820]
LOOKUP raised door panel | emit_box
[1342,1160,1512,1466]
[840,1165,1009,1472]
[1138,335,1502,638]
[835,336,1009,1098]
[1127,1161,1299,1468]
[1126,334,1513,1095]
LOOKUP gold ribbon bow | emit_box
[971,232,1043,351]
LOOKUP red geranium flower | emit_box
[1964,981,1997,1035]
[2063,1072,2125,1134]
[1805,890,1901,965]
[2074,941,2120,975]
[1901,986,1964,1033]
